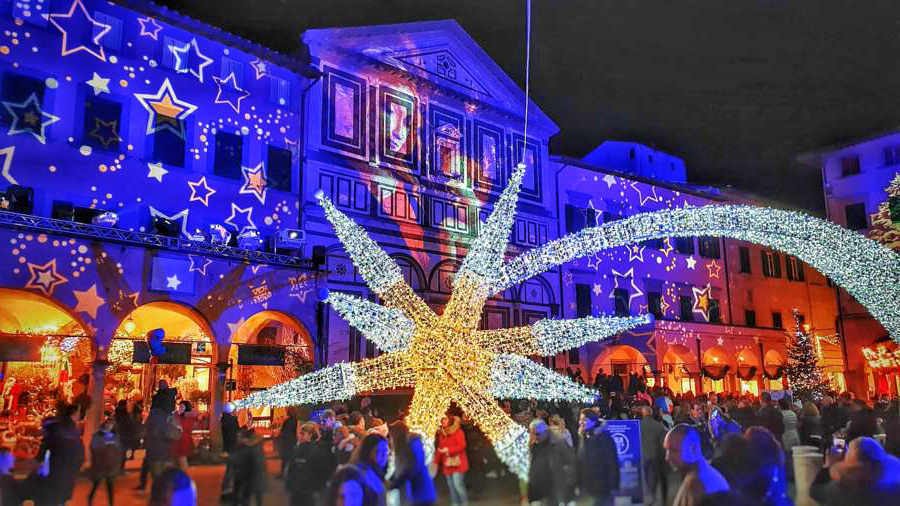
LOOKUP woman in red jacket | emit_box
[172,400,198,470]
[435,415,468,505]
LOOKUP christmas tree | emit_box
[784,309,830,401]
[868,172,900,251]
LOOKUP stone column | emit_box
[208,343,230,459]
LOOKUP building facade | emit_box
[800,130,900,397]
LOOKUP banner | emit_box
[237,344,286,366]
[605,418,644,505]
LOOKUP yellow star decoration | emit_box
[231,165,650,479]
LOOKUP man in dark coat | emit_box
[276,410,298,479]
[639,405,667,504]
[757,392,785,442]
[821,395,849,447]
[529,419,576,506]
[222,410,240,453]
[577,409,619,506]
[36,404,85,506]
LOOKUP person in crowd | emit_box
[351,434,389,506]
[115,399,140,461]
[277,409,299,479]
[778,397,800,453]
[459,416,488,500]
[230,428,267,506]
[547,413,573,447]
[845,400,879,442]
[653,390,675,429]
[639,405,667,505]
[148,468,197,506]
[285,422,329,506]
[88,416,124,506]
[435,415,468,506]
[577,408,619,506]
[0,447,25,506]
[320,409,339,448]
[712,427,790,506]
[336,425,357,465]
[799,401,824,448]
[137,390,181,491]
[810,436,900,505]
[528,419,576,506]
[172,401,197,470]
[387,420,436,506]
[664,424,729,506]
[730,399,757,430]
[151,380,177,413]
[757,392,785,442]
[221,409,240,454]
[820,394,849,448]
[35,403,84,506]
[324,464,368,506]
[883,399,900,457]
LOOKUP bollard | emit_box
[792,450,823,506]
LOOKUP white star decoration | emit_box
[188,176,216,207]
[133,78,198,137]
[188,255,213,276]
[602,174,617,188]
[630,181,659,206]
[686,256,697,270]
[166,274,182,290]
[0,146,15,185]
[609,267,644,306]
[224,203,256,235]
[147,162,168,183]
[628,244,645,262]
[592,283,603,296]
[170,37,213,83]
[239,163,267,204]
[137,16,163,40]
[2,93,60,144]
[85,72,110,95]
[213,73,251,113]
[73,284,105,319]
[716,336,724,346]
[149,207,190,238]
[48,0,111,61]
[25,259,68,296]
[706,260,722,279]
[692,284,713,322]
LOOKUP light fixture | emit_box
[151,216,180,238]
[5,185,33,214]
[237,229,263,250]
[92,211,119,227]
[123,317,136,335]
[277,228,306,249]
[209,224,231,244]
[188,228,206,242]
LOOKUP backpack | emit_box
[165,414,184,441]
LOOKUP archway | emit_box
[0,289,92,458]
[736,348,761,396]
[228,310,314,427]
[591,344,648,393]
[662,344,695,395]
[764,349,786,391]
[108,302,215,416]
[701,346,730,394]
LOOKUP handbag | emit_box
[444,454,461,468]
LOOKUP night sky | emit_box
[156,0,900,214]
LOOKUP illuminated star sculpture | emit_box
[231,165,651,479]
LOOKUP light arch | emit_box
[590,344,648,379]
[114,301,215,343]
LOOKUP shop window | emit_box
[698,236,721,259]
[675,237,694,255]
[614,288,629,317]
[1,72,45,127]
[267,144,292,191]
[213,131,243,179]
[739,246,751,274]
[575,283,592,318]
[82,95,121,151]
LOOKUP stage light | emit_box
[92,211,118,227]
[51,201,75,221]
[151,216,180,238]
[237,229,263,250]
[209,224,231,244]
[189,228,206,241]
[5,185,33,214]
[275,228,306,252]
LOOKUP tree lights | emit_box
[785,309,830,401]
[232,169,900,479]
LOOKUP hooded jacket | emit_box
[435,416,468,475]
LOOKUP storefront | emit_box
[862,338,900,397]
[763,350,786,391]
[700,347,729,394]
[736,348,760,397]
[662,345,696,395]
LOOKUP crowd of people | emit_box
[0,372,899,506]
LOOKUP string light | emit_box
[325,291,415,352]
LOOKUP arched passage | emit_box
[736,347,761,396]
[662,344,695,395]
[107,301,215,414]
[228,310,314,427]
[0,289,93,449]
[591,344,648,393]
[701,346,730,394]
[764,349,786,391]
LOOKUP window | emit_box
[641,238,664,249]
[567,348,580,365]
[152,123,186,167]
[82,96,121,151]
[840,156,860,177]
[221,57,244,89]
[708,299,721,323]
[269,76,290,107]
[162,36,188,71]
[565,204,585,234]
[267,144,292,191]
[680,296,694,322]
[648,292,663,320]
[613,289,629,317]
[772,312,783,329]
[213,132,243,179]
[786,256,805,282]
[575,284,592,318]
[1,72,45,127]
[675,237,694,255]
[602,211,623,223]
[844,203,868,230]
[745,309,756,327]
[92,13,122,51]
[629,148,635,159]
[739,246,751,274]
[698,236,721,259]
[885,145,900,166]
[761,251,782,278]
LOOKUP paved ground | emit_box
[66,449,681,506]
